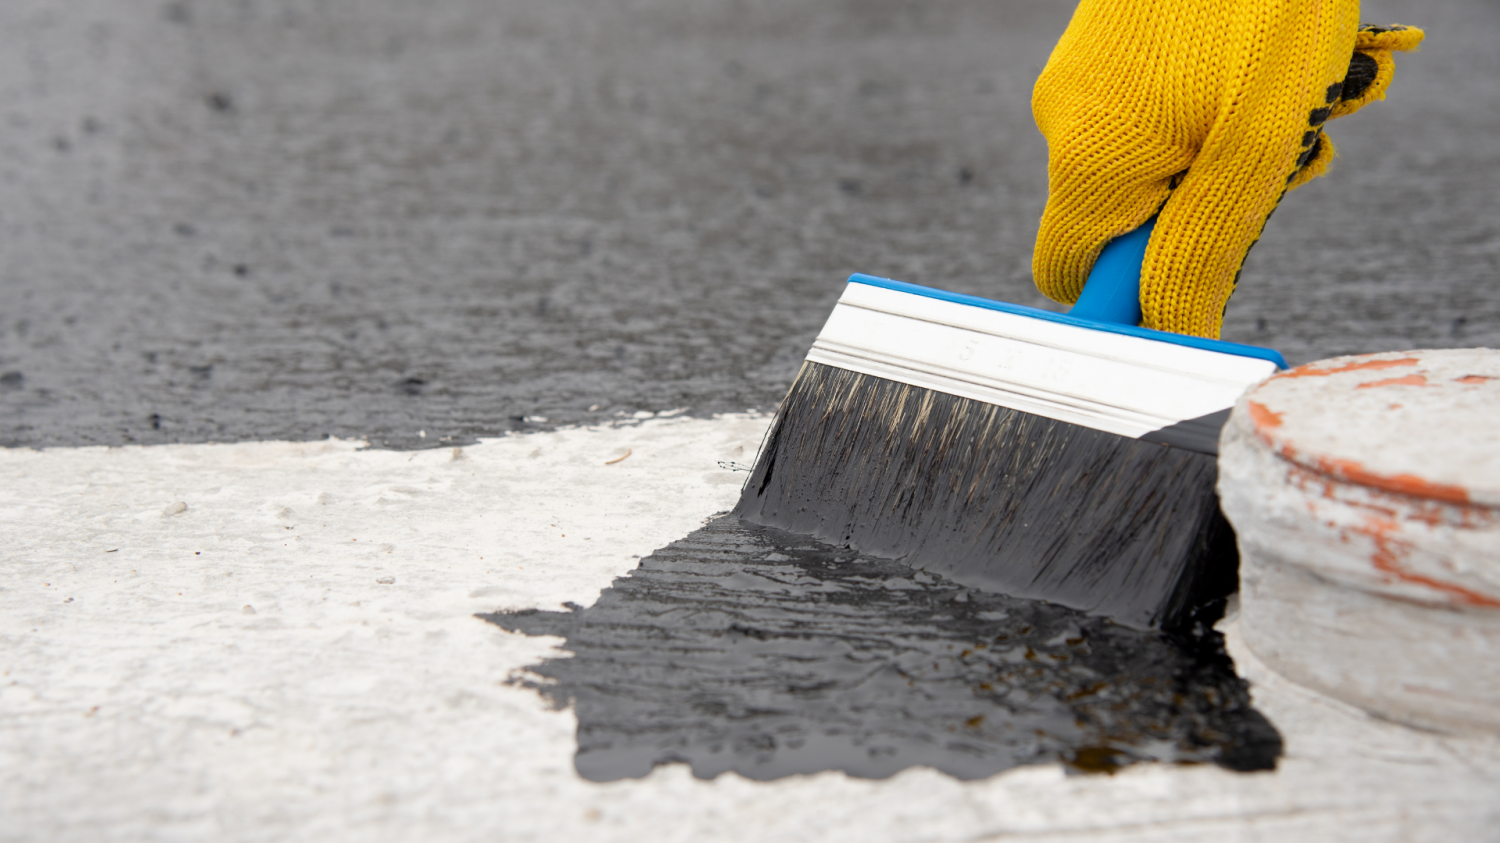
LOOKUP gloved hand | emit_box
[1031,2,1424,338]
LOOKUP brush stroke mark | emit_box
[483,515,1281,782]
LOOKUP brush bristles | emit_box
[734,362,1237,630]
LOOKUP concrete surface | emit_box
[4,421,1500,842]
[1,0,1497,449]
[4,0,1500,839]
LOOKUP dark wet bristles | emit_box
[735,362,1238,630]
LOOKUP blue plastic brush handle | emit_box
[1067,216,1157,326]
[846,205,1290,368]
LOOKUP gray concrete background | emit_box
[1,0,1495,450]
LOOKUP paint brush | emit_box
[734,222,1286,630]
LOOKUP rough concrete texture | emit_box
[2,0,1498,449]
[1219,349,1500,733]
[4,0,1500,838]
[3,425,1499,841]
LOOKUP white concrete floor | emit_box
[3,416,1499,842]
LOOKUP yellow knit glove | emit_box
[1032,3,1424,338]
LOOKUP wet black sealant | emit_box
[484,515,1280,783]
[4,1,1497,452]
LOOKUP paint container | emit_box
[1218,349,1500,734]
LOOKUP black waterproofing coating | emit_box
[485,516,1280,782]
[4,0,1494,451]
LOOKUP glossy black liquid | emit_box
[484,516,1280,782]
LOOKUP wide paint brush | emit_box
[735,222,1286,630]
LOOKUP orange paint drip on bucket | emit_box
[1277,357,1421,379]
[1356,374,1429,389]
[1360,517,1500,609]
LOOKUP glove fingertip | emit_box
[1031,231,1090,305]
[1355,24,1425,52]
[1331,47,1399,119]
[1287,133,1336,191]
